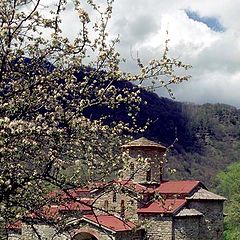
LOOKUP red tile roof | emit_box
[26,205,60,220]
[47,188,92,201]
[6,220,22,230]
[137,199,186,214]
[155,180,201,195]
[47,182,107,200]
[83,214,135,232]
[26,199,93,220]
[59,199,93,212]
[113,179,148,193]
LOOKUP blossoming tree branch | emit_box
[0,0,190,232]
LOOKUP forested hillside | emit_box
[89,82,240,188]
[137,91,240,188]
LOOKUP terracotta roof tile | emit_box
[47,183,105,200]
[113,179,148,193]
[83,214,135,232]
[59,199,93,212]
[137,199,186,214]
[26,205,60,220]
[155,180,201,195]
[26,199,94,220]
[6,220,22,230]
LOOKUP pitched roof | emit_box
[59,199,93,212]
[137,199,186,214]
[25,205,60,220]
[155,180,201,195]
[187,188,226,201]
[90,179,202,198]
[47,188,92,201]
[6,220,22,230]
[26,199,94,220]
[113,179,148,193]
[175,208,203,217]
[47,181,108,199]
[122,137,166,149]
[82,214,135,232]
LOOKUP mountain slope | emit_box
[134,91,240,188]
[83,77,240,188]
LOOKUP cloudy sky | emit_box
[105,0,240,108]
[42,0,240,108]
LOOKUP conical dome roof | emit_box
[122,137,166,150]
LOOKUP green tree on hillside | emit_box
[216,161,240,239]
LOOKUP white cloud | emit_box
[141,10,220,56]
[108,0,240,107]
[37,0,240,107]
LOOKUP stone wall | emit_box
[20,223,70,240]
[93,188,138,221]
[8,201,225,240]
[139,214,173,240]
[11,220,143,240]
[8,232,21,240]
[19,221,115,240]
[123,148,164,183]
[115,230,144,240]
[188,200,224,240]
[173,216,201,240]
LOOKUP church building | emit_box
[7,137,226,240]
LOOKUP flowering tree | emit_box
[0,0,190,234]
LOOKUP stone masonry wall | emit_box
[173,216,201,240]
[93,189,138,221]
[188,200,224,240]
[8,232,21,240]
[19,221,115,240]
[139,214,173,240]
[20,223,70,240]
[9,221,142,240]
[123,148,164,183]
[115,230,144,240]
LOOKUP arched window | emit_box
[104,200,108,211]
[130,162,135,176]
[146,168,151,182]
[120,200,125,218]
[113,192,117,202]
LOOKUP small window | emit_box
[120,200,125,218]
[130,162,135,176]
[146,168,151,182]
[113,192,117,202]
[104,200,109,211]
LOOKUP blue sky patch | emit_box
[185,10,226,32]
